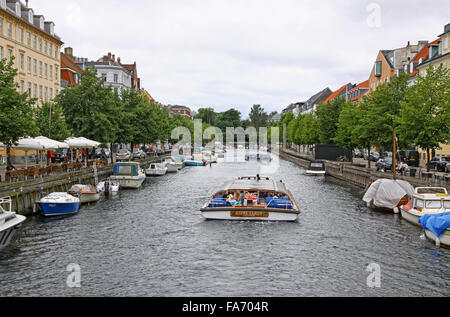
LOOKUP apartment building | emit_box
[0,0,62,104]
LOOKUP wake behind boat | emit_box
[201,176,300,222]
[0,197,26,250]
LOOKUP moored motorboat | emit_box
[363,179,415,213]
[201,175,300,222]
[401,187,449,226]
[164,157,179,173]
[0,197,26,251]
[97,179,120,196]
[36,193,81,217]
[419,212,450,248]
[305,161,326,176]
[110,162,146,189]
[68,184,101,204]
[171,155,185,170]
[185,154,206,167]
[146,161,168,176]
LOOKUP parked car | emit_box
[376,157,393,172]
[371,152,380,162]
[445,162,450,173]
[52,151,67,163]
[398,150,420,167]
[116,149,131,162]
[427,156,450,172]
[132,148,146,160]
[353,149,363,158]
[93,148,110,160]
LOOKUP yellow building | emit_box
[0,0,63,160]
[0,0,62,103]
[416,23,450,160]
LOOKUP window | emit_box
[19,28,23,43]
[49,43,52,56]
[425,200,442,209]
[20,53,24,70]
[49,65,53,80]
[7,49,12,61]
[39,61,42,76]
[44,40,47,54]
[27,32,31,46]
[38,38,42,52]
[55,46,58,59]
[101,73,107,81]
[374,61,382,77]
[33,84,37,98]
[20,81,24,94]
[414,199,424,209]
[55,66,58,81]
[444,200,450,209]
[33,59,37,74]
[27,56,31,73]
[39,85,42,99]
[27,82,31,96]
[44,63,47,78]
[50,88,53,100]
[0,17,2,35]
[0,46,3,60]
[7,22,11,38]
[33,35,37,49]
[44,87,48,101]
[114,74,118,83]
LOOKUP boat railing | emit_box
[0,197,12,213]
[209,196,294,210]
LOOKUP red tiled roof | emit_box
[409,38,440,77]
[348,80,369,93]
[324,83,350,104]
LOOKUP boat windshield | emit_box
[425,200,443,209]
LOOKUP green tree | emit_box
[214,109,242,132]
[194,108,217,125]
[315,97,347,144]
[0,57,38,163]
[35,101,70,141]
[398,64,450,171]
[56,67,119,145]
[249,104,268,129]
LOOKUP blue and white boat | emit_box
[184,154,206,167]
[36,193,81,217]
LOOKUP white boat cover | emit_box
[363,179,415,209]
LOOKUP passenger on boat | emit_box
[227,193,238,206]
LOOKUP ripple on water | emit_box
[0,158,449,297]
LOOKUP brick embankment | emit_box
[0,155,169,215]
[280,150,450,191]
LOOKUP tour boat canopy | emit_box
[214,176,289,195]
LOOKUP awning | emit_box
[65,137,101,148]
[35,136,69,150]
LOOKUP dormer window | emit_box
[15,2,21,16]
[375,61,382,77]
[0,0,6,10]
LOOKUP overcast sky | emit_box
[31,0,449,117]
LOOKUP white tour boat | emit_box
[110,162,146,189]
[0,197,26,250]
[201,176,300,222]
[401,187,450,227]
[146,160,168,176]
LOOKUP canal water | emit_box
[1,154,449,297]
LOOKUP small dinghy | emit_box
[36,193,81,217]
[164,157,179,173]
[69,184,101,204]
[0,197,26,251]
[363,179,415,213]
[97,179,120,196]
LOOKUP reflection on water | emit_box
[1,156,449,297]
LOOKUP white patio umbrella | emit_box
[11,137,45,169]
[35,136,69,150]
[65,137,101,166]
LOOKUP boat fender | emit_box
[393,207,400,214]
[435,237,441,248]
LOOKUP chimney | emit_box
[117,57,121,64]
[64,47,73,57]
[108,52,112,60]
[26,0,28,7]
[112,54,115,61]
